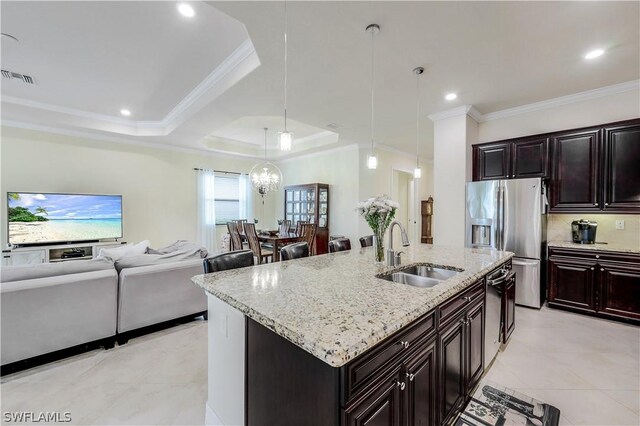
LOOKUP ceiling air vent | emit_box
[1,69,35,84]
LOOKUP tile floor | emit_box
[1,307,639,425]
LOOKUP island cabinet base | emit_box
[245,279,488,426]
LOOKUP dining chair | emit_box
[300,223,317,255]
[329,235,345,241]
[279,220,292,236]
[280,242,309,261]
[244,223,273,264]
[203,250,254,273]
[227,222,243,251]
[359,235,374,248]
[329,237,351,253]
[295,220,309,237]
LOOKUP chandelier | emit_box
[250,128,283,198]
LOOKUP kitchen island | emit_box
[192,244,513,426]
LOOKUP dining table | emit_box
[257,232,302,262]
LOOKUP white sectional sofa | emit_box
[1,241,209,372]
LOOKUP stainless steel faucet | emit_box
[387,220,410,267]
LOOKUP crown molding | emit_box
[479,79,640,122]
[428,105,482,122]
[1,38,259,137]
[0,120,262,161]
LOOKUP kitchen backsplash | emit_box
[547,214,640,249]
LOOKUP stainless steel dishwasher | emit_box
[484,268,511,366]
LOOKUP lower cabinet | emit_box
[438,298,485,426]
[502,273,516,343]
[404,340,437,426]
[548,247,640,324]
[343,369,404,426]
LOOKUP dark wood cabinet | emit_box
[502,274,516,344]
[603,123,640,212]
[466,299,484,391]
[512,138,549,179]
[284,183,329,254]
[550,128,602,211]
[438,316,465,425]
[548,247,640,325]
[404,340,437,426]
[343,370,403,426]
[473,142,511,180]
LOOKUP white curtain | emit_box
[196,169,217,254]
[239,173,254,222]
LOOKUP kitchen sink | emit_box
[377,265,462,288]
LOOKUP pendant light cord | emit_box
[370,27,375,152]
[283,0,288,132]
[416,72,420,168]
[264,127,268,161]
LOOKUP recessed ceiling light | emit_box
[445,93,457,101]
[177,3,195,18]
[120,109,131,116]
[584,49,604,60]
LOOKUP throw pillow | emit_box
[98,240,149,261]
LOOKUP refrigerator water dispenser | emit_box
[471,224,492,246]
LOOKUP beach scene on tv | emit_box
[8,193,122,245]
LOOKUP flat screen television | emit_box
[8,192,123,246]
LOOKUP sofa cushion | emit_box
[152,240,208,258]
[0,258,115,283]
[97,240,149,261]
[114,248,204,273]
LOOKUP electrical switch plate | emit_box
[615,220,625,230]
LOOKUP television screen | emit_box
[8,192,122,245]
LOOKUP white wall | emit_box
[478,89,640,142]
[0,126,273,250]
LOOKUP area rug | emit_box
[456,380,561,426]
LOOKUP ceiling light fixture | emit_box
[177,3,195,18]
[413,67,424,179]
[584,49,604,60]
[120,109,131,116]
[445,93,457,101]
[366,23,380,170]
[278,1,292,151]
[250,128,283,200]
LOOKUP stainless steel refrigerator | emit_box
[465,177,547,308]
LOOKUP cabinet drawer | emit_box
[341,310,435,405]
[549,247,640,266]
[438,280,484,328]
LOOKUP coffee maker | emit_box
[571,219,597,244]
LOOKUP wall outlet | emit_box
[615,220,625,230]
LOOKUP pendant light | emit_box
[413,67,424,179]
[365,24,379,169]
[279,1,292,151]
[250,128,283,198]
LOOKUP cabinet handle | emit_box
[461,296,472,302]
[398,341,410,349]
[601,268,604,271]
[590,267,594,271]
[595,255,599,259]
[406,373,415,382]
[594,203,599,206]
[395,380,406,391]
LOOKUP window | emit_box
[214,174,241,225]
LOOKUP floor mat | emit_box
[456,380,561,426]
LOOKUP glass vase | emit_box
[373,228,386,264]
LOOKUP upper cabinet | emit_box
[473,138,549,181]
[472,118,640,213]
[603,123,640,212]
[550,128,601,212]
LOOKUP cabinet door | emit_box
[438,316,466,425]
[548,257,597,313]
[502,275,516,344]
[6,250,46,265]
[512,138,549,178]
[550,129,602,211]
[474,143,511,181]
[603,123,640,212]
[598,262,640,321]
[404,339,436,426]
[343,372,403,426]
[466,299,484,393]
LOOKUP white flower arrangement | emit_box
[357,195,399,262]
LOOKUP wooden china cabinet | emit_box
[284,183,329,255]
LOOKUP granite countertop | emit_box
[192,245,512,368]
[548,241,640,255]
